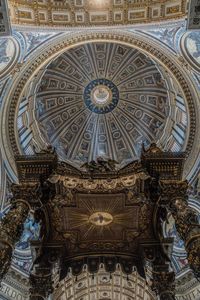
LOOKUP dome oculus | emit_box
[84,78,119,114]
[92,86,111,105]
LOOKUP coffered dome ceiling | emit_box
[33,42,187,169]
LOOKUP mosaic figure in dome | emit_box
[25,32,56,53]
[185,32,200,68]
[145,27,180,49]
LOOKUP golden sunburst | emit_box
[89,212,113,226]
[63,194,138,241]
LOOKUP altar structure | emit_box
[0,144,199,300]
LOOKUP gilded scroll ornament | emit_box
[160,181,200,278]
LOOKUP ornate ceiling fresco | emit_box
[0,18,200,300]
[32,42,187,169]
[8,0,186,28]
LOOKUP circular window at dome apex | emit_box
[84,79,119,114]
[34,42,187,169]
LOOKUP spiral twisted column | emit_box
[141,144,200,279]
[160,180,200,279]
[0,183,40,281]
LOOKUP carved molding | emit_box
[48,171,148,192]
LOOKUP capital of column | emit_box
[11,182,41,208]
[159,180,188,202]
